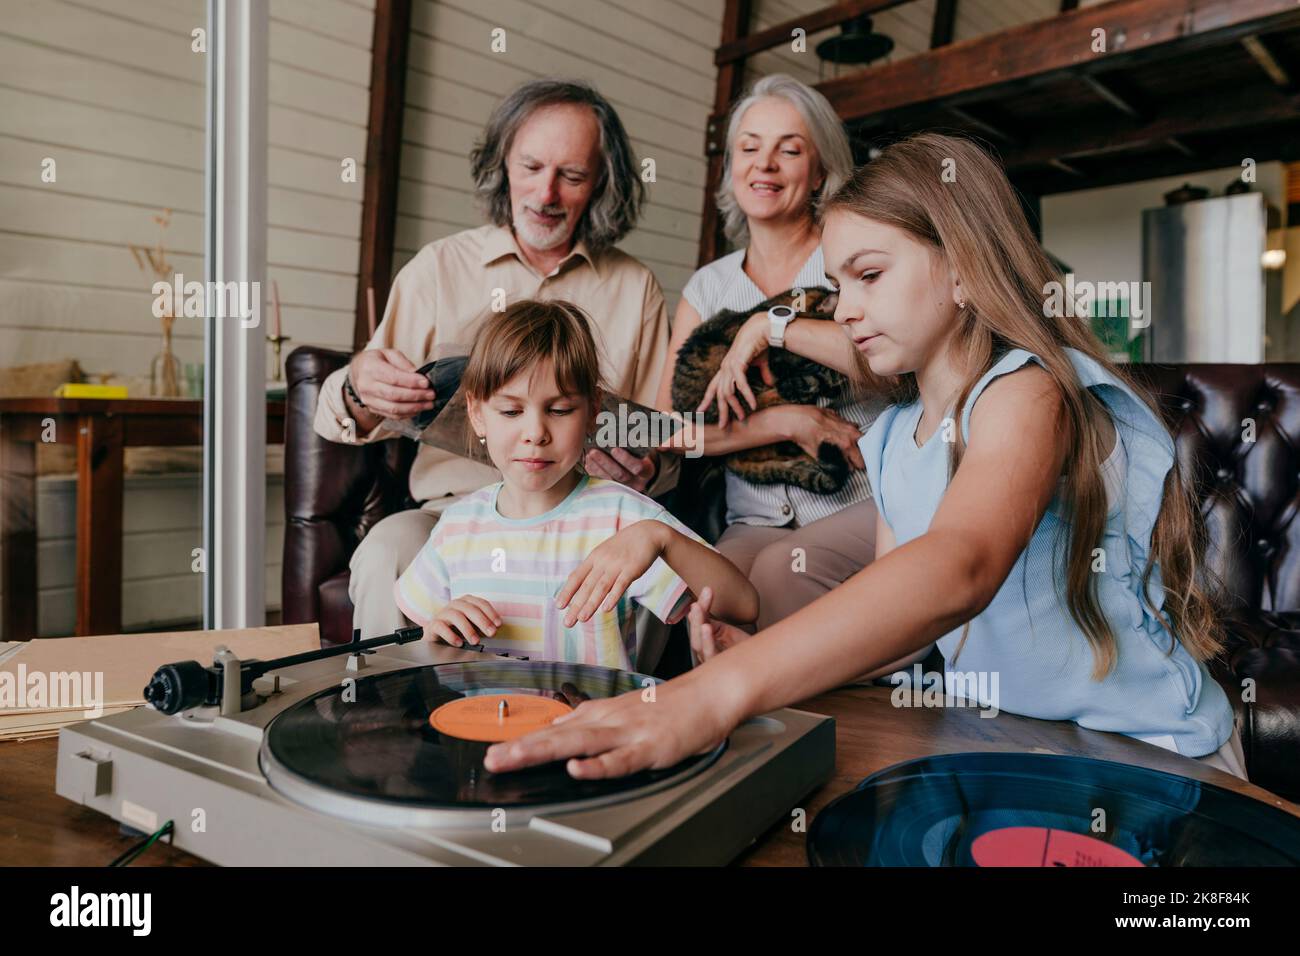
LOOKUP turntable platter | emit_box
[260,660,724,828]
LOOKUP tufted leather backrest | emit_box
[282,346,417,627]
[1126,364,1300,614]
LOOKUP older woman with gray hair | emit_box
[655,74,894,638]
[315,78,680,648]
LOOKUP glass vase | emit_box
[150,328,182,397]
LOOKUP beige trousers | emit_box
[717,500,933,678]
[716,500,880,630]
[348,507,439,639]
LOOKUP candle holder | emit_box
[267,333,291,382]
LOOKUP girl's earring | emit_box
[477,435,486,445]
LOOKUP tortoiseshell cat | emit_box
[671,287,852,493]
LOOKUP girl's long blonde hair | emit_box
[822,133,1222,677]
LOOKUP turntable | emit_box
[54,627,834,866]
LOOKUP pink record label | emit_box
[971,826,1144,867]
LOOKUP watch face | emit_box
[769,305,795,320]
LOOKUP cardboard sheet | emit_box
[0,623,319,739]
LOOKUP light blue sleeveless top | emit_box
[859,347,1233,757]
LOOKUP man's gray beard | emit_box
[514,212,573,252]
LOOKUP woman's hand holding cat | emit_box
[698,312,775,427]
[780,405,866,470]
[554,520,667,627]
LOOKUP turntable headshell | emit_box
[141,626,425,717]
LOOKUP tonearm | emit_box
[141,625,424,716]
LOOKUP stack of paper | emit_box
[0,623,320,741]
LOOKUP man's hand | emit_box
[347,349,436,426]
[584,447,658,493]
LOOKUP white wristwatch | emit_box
[767,305,796,348]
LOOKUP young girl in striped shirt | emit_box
[394,299,757,671]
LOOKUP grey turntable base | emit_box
[56,639,834,866]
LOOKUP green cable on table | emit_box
[107,820,175,867]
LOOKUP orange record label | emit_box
[429,694,573,742]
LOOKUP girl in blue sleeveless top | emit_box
[484,133,1244,783]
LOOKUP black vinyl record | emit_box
[261,660,719,821]
[808,752,1300,867]
[411,355,467,429]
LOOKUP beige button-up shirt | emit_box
[314,223,679,509]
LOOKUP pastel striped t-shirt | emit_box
[394,476,704,670]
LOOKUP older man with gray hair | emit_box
[315,78,678,643]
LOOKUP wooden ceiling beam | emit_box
[1015,127,1300,195]
[1241,33,1294,88]
[946,104,1018,144]
[816,0,1300,123]
[1079,73,1142,119]
[1001,85,1300,172]
[715,0,910,66]
[1049,158,1085,177]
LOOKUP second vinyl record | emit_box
[808,752,1300,866]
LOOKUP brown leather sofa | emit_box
[284,345,1300,799]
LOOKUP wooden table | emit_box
[0,398,285,641]
[2,684,1294,867]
